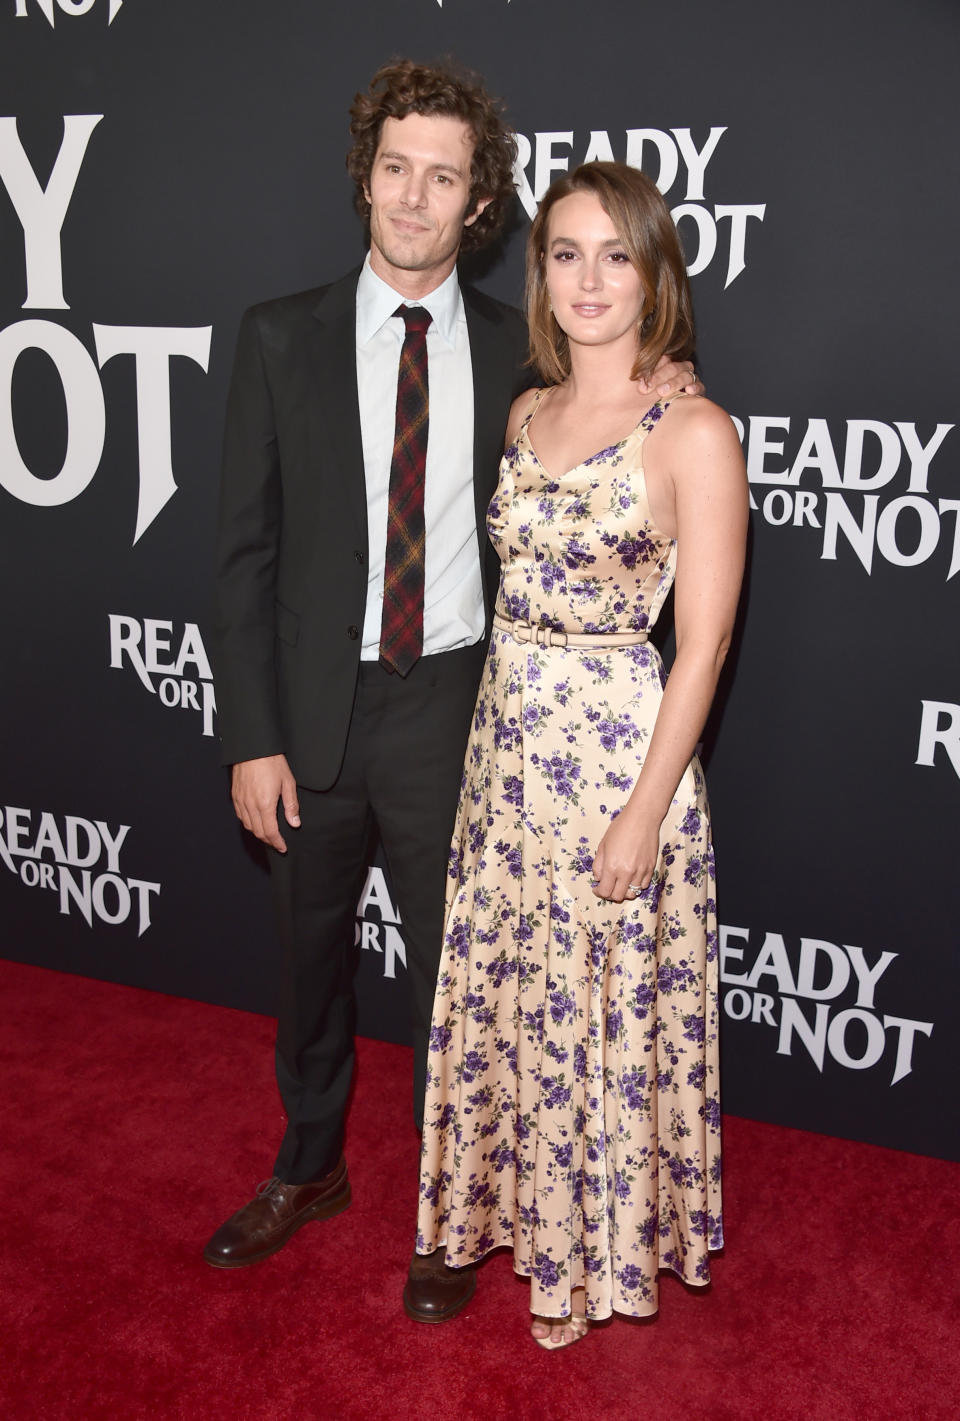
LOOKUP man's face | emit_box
[364,112,488,291]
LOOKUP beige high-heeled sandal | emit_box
[530,1310,589,1351]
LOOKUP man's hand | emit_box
[639,353,704,399]
[231,754,300,853]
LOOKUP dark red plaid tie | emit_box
[380,305,432,676]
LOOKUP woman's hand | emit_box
[591,805,661,903]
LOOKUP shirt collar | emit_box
[356,252,462,348]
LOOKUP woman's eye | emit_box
[553,250,577,262]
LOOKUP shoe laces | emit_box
[255,1176,285,1199]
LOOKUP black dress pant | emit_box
[269,640,486,1184]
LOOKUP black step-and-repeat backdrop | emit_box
[1,1,957,1160]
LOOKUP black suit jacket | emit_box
[212,267,529,791]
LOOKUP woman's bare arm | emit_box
[592,399,748,902]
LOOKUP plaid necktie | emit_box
[379,305,432,676]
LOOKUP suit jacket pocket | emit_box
[274,599,300,647]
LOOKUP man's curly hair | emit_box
[346,59,517,254]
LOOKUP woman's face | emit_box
[543,190,646,356]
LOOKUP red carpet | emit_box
[1,957,957,1421]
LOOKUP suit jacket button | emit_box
[347,625,359,640]
[354,549,364,563]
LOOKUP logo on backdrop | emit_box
[356,866,406,980]
[720,926,933,1086]
[0,115,211,544]
[0,804,160,935]
[514,127,765,288]
[916,700,960,779]
[109,615,216,738]
[733,415,958,579]
[11,1,124,25]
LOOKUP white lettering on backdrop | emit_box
[0,116,211,543]
[13,1,124,26]
[720,927,934,1086]
[732,415,958,578]
[514,126,765,288]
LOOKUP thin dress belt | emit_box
[492,614,649,648]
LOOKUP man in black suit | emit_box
[206,60,694,1319]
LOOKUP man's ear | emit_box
[463,195,492,229]
[362,183,372,207]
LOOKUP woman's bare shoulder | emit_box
[654,394,743,465]
[645,396,746,510]
[661,393,737,437]
[504,386,546,449]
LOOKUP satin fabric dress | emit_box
[416,391,722,1321]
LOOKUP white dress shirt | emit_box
[355,255,484,660]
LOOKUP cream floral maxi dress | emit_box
[416,390,723,1321]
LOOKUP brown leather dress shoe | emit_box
[203,1156,350,1268]
[403,1246,476,1323]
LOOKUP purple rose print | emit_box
[446,920,470,961]
[619,1263,645,1292]
[548,983,576,1025]
[562,535,596,570]
[493,839,523,878]
[682,1012,706,1045]
[533,1252,561,1290]
[501,774,524,808]
[484,951,516,989]
[460,1048,488,1083]
[488,1141,517,1174]
[631,981,656,1016]
[502,589,530,622]
[619,1065,648,1111]
[429,1022,452,1053]
[614,532,656,570]
[583,443,624,468]
[541,1075,573,1109]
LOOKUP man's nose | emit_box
[400,172,427,208]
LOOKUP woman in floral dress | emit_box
[414,162,748,1349]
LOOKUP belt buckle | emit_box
[504,618,568,649]
[529,623,567,648]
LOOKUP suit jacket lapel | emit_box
[307,269,367,545]
[463,286,510,536]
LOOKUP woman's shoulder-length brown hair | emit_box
[526,161,695,384]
